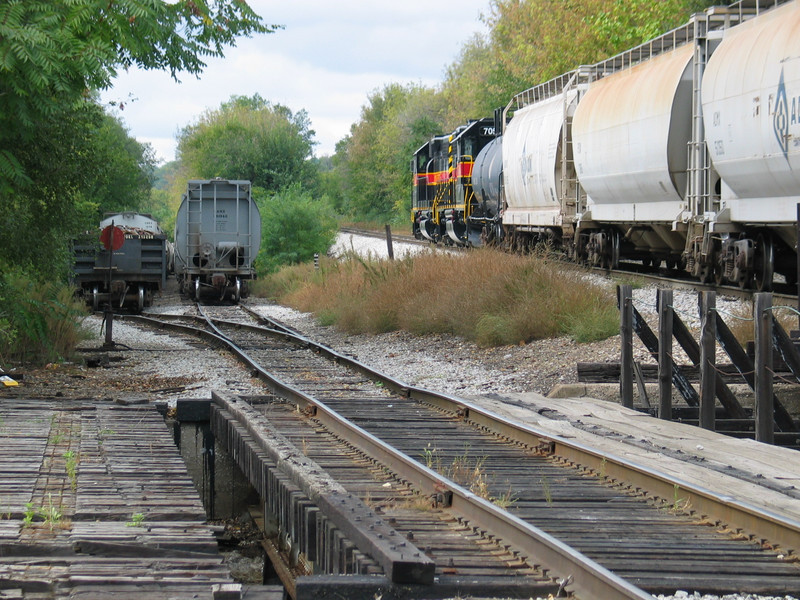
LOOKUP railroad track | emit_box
[124,304,800,599]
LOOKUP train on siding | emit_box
[72,212,171,313]
[173,179,260,303]
[412,0,800,292]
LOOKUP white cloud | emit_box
[101,0,488,163]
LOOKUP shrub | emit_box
[0,265,89,367]
[256,248,618,347]
[254,184,338,275]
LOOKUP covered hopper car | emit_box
[413,0,800,291]
[173,179,260,302]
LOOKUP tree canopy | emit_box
[177,94,317,192]
[336,83,444,222]
[0,0,275,191]
[0,0,274,277]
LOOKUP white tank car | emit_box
[573,45,693,223]
[99,212,164,235]
[173,179,261,302]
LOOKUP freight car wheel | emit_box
[195,278,202,302]
[137,286,145,313]
[754,232,774,292]
[698,264,713,284]
[92,286,100,312]
[232,278,241,303]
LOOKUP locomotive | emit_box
[412,117,500,246]
[72,212,171,313]
[173,179,260,302]
[412,0,800,292]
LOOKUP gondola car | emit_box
[72,212,170,312]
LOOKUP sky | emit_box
[100,1,489,164]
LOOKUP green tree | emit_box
[0,0,274,191]
[255,184,338,274]
[177,94,317,192]
[337,83,445,223]
[483,0,716,87]
[0,102,157,277]
[441,33,521,129]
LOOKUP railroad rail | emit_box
[124,305,800,598]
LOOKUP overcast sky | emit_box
[100,1,489,164]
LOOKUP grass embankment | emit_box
[254,248,619,347]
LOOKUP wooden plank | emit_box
[631,305,699,406]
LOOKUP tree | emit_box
[0,102,158,277]
[337,83,445,223]
[0,0,274,191]
[256,184,338,274]
[483,0,716,87]
[177,94,317,192]
[441,33,522,129]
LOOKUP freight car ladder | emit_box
[185,184,204,272]
[560,69,589,229]
[686,15,712,220]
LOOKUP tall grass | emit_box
[254,248,619,347]
[0,266,90,367]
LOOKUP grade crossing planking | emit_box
[0,398,240,599]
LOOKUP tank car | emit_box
[173,179,260,302]
[72,212,170,312]
[464,0,799,291]
[411,117,500,246]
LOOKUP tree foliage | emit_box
[177,94,317,192]
[482,0,716,90]
[0,0,274,191]
[0,102,157,277]
[255,184,338,274]
[336,83,445,222]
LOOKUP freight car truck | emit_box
[173,179,261,302]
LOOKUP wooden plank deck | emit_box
[0,398,243,599]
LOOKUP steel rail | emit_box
[242,306,800,555]
[123,311,653,599]
[128,308,800,557]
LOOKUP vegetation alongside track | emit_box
[255,248,619,346]
[0,0,716,367]
[0,268,89,367]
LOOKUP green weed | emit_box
[23,502,35,525]
[126,513,145,527]
[0,267,90,367]
[63,451,78,490]
[540,476,553,506]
